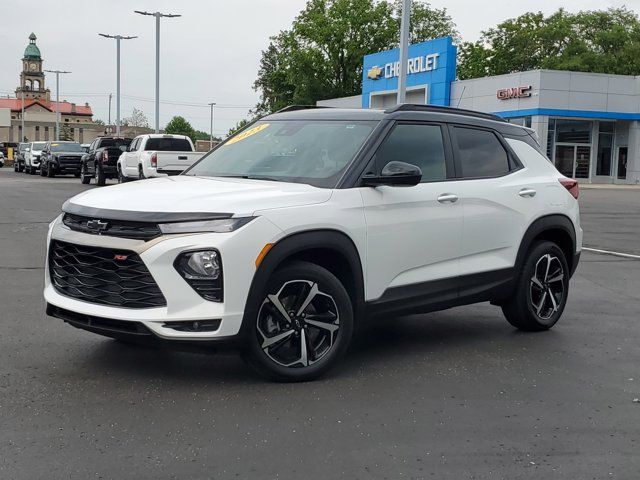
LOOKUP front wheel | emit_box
[117,167,129,183]
[502,241,570,331]
[244,261,354,382]
[40,164,47,176]
[46,164,55,177]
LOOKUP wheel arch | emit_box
[240,229,365,337]
[516,214,578,276]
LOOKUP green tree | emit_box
[228,119,252,137]
[59,123,74,141]
[193,129,222,142]
[457,7,640,79]
[164,116,196,142]
[253,0,458,115]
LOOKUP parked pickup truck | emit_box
[117,134,204,182]
[80,136,132,186]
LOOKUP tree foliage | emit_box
[228,119,251,137]
[458,7,640,79]
[164,116,196,142]
[122,108,149,128]
[59,123,74,141]
[253,0,457,115]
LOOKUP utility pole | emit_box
[44,69,71,140]
[108,93,112,126]
[134,10,181,133]
[397,0,411,104]
[99,34,137,136]
[208,102,216,146]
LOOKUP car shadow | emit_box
[75,304,546,385]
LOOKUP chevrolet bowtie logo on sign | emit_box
[367,65,383,80]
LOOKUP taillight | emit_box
[102,151,109,163]
[559,178,579,199]
[150,152,157,168]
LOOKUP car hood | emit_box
[65,175,333,217]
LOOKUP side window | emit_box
[453,127,510,178]
[374,123,447,182]
[134,138,143,151]
[129,138,139,151]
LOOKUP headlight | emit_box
[159,217,254,234]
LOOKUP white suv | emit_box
[44,105,582,381]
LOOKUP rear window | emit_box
[452,127,510,178]
[100,138,132,148]
[145,138,192,151]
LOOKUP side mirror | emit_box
[362,161,422,187]
[119,145,128,152]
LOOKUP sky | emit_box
[1,0,637,135]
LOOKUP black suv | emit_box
[40,141,85,178]
[80,136,132,186]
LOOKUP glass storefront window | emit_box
[555,120,592,143]
[596,122,615,176]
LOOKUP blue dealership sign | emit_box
[362,36,457,108]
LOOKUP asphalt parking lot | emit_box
[0,168,639,479]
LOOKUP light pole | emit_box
[397,0,411,104]
[20,89,25,142]
[208,102,216,146]
[134,10,181,133]
[99,34,137,136]
[44,69,71,140]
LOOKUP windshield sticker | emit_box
[225,124,270,146]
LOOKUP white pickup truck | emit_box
[117,134,204,181]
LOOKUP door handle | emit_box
[518,188,537,198]
[437,193,459,204]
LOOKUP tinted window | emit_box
[100,138,132,148]
[145,138,192,151]
[374,123,446,182]
[50,142,83,153]
[453,127,509,178]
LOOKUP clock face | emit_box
[29,63,37,71]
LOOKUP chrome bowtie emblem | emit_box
[86,219,109,232]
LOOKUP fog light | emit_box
[174,250,223,302]
[186,250,220,279]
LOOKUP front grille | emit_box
[49,240,166,309]
[58,156,81,166]
[63,213,161,240]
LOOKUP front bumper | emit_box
[44,214,283,341]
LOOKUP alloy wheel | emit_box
[257,280,340,368]
[529,254,565,320]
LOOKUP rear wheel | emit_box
[502,241,569,331]
[138,166,146,180]
[95,164,106,186]
[80,163,91,185]
[244,261,353,382]
[118,166,129,183]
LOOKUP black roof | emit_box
[266,104,530,136]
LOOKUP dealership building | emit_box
[318,36,640,184]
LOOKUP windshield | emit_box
[50,142,83,153]
[145,137,192,151]
[101,138,132,148]
[185,120,377,188]
[32,142,46,150]
[19,144,29,152]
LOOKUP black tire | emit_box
[29,165,36,175]
[118,167,129,183]
[95,164,106,186]
[80,163,91,185]
[40,164,47,176]
[502,241,570,332]
[244,261,354,382]
[14,163,19,172]
[138,166,145,180]
[46,164,55,177]
[74,173,81,178]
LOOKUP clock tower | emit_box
[16,33,50,101]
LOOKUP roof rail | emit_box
[385,104,506,123]
[274,105,332,114]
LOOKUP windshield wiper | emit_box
[218,174,283,182]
